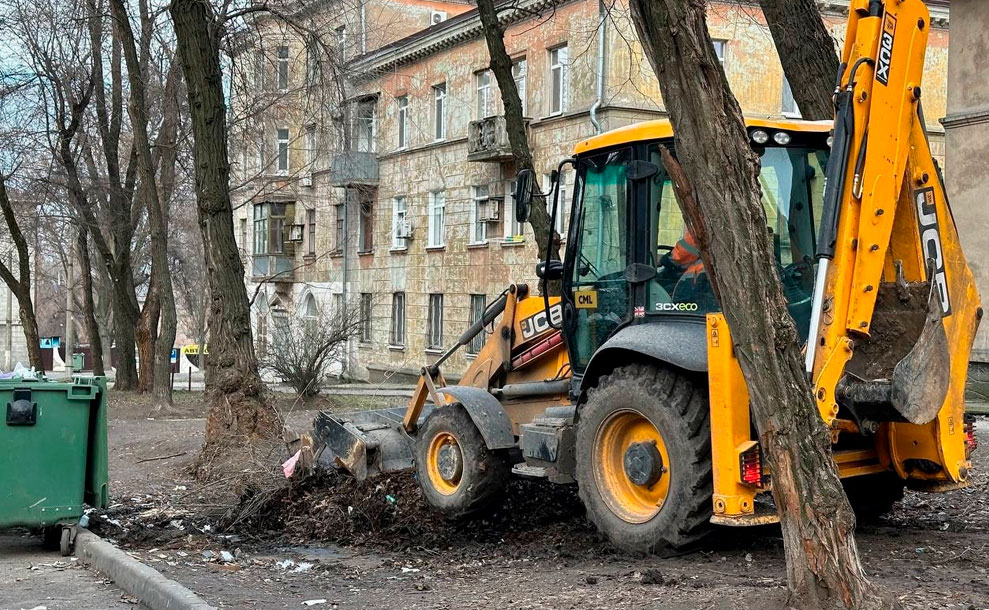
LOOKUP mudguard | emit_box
[438,385,516,450]
[580,320,708,394]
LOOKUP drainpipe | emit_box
[341,188,350,377]
[589,0,606,135]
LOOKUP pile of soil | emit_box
[227,469,602,556]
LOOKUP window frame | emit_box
[397,95,409,150]
[334,202,345,252]
[359,293,372,343]
[390,292,406,347]
[307,208,316,255]
[428,190,446,248]
[549,45,569,116]
[503,180,524,242]
[512,58,527,116]
[470,185,489,245]
[358,193,374,254]
[712,39,727,67]
[433,83,447,141]
[427,293,444,351]
[276,45,289,91]
[476,70,493,119]
[276,127,290,174]
[392,196,408,250]
[467,294,486,355]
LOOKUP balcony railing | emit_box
[329,151,379,186]
[468,115,527,162]
[252,254,295,281]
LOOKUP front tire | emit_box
[843,472,905,522]
[414,405,509,519]
[576,364,712,553]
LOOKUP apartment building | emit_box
[230,0,951,382]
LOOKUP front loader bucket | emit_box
[313,406,433,480]
[843,281,950,425]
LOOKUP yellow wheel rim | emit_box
[593,409,671,524]
[425,431,463,496]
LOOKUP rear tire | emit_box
[843,472,905,522]
[414,405,509,519]
[576,364,712,553]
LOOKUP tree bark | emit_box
[629,2,892,609]
[758,0,840,121]
[109,0,177,408]
[76,227,105,376]
[475,0,560,293]
[0,173,44,371]
[170,0,279,445]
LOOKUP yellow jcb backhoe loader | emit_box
[311,0,981,553]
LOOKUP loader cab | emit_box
[524,119,833,374]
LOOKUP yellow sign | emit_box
[574,290,598,309]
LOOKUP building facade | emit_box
[231,0,951,382]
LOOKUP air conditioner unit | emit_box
[396,220,414,239]
[430,10,447,25]
[287,224,305,242]
[480,203,500,223]
[301,174,313,187]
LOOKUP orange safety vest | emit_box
[670,232,705,281]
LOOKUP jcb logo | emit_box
[876,13,897,86]
[520,304,564,340]
[915,187,951,316]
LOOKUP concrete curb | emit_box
[74,530,216,610]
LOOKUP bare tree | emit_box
[628,1,891,609]
[170,0,280,447]
[757,0,840,121]
[260,305,362,397]
[0,172,44,370]
[76,225,105,375]
[475,0,560,292]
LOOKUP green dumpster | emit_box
[0,376,109,554]
[71,352,85,371]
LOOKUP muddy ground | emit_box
[99,391,989,610]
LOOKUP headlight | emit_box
[751,130,769,144]
[774,131,792,145]
[827,135,834,148]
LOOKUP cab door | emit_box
[563,147,633,371]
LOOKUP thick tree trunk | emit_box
[110,0,176,408]
[76,228,105,376]
[629,2,892,609]
[475,0,560,293]
[135,286,159,393]
[171,0,278,446]
[758,0,841,121]
[0,173,43,372]
[111,292,139,388]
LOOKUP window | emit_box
[256,311,268,356]
[277,45,289,91]
[470,185,489,244]
[305,126,316,173]
[253,202,292,258]
[712,40,726,67]
[433,83,446,140]
[334,203,345,251]
[392,196,408,249]
[397,96,408,149]
[307,208,316,255]
[240,218,248,252]
[476,70,493,119]
[360,293,372,342]
[390,292,406,346]
[303,294,318,319]
[335,25,347,58]
[428,190,445,247]
[543,173,566,235]
[467,294,486,355]
[504,180,524,241]
[512,58,527,115]
[549,45,568,115]
[427,293,444,350]
[782,77,801,118]
[276,127,289,174]
[332,293,343,316]
[355,99,376,153]
[358,194,374,253]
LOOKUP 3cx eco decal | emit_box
[914,186,951,316]
[655,302,699,312]
[520,304,564,340]
[876,12,897,86]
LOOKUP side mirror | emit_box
[536,259,564,280]
[514,168,535,223]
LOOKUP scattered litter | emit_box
[301,600,327,606]
[744,553,753,563]
[202,550,215,561]
[283,450,302,479]
[276,559,296,570]
[21,606,47,610]
[385,495,396,504]
[219,551,235,563]
[174,485,187,491]
[401,567,420,573]
[293,562,314,573]
[78,514,90,529]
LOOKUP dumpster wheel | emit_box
[414,405,509,519]
[59,526,72,556]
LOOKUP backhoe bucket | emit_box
[844,281,950,425]
[312,406,433,480]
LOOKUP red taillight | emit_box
[964,416,978,455]
[739,445,764,488]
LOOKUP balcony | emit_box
[330,151,379,186]
[468,115,528,162]
[252,254,295,282]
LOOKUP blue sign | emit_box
[170,348,179,364]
